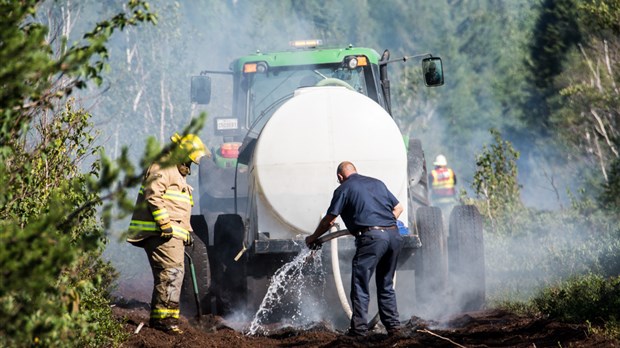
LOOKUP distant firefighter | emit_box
[429,154,457,208]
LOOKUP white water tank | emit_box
[252,86,408,238]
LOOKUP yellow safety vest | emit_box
[431,167,456,203]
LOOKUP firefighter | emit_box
[305,161,404,337]
[429,154,457,210]
[127,133,210,334]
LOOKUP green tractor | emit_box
[182,40,485,326]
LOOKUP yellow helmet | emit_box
[170,133,210,164]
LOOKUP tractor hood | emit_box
[251,86,408,238]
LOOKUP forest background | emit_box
[2,0,620,346]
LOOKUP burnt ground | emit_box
[113,301,619,348]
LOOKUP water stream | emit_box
[247,247,325,335]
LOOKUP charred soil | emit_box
[113,301,619,347]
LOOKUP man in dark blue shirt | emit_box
[305,161,404,337]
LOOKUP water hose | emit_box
[330,236,352,318]
[184,251,202,320]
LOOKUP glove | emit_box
[305,235,322,250]
[159,222,174,239]
[308,241,323,250]
[184,234,194,247]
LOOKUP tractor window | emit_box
[243,65,369,133]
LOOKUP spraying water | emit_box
[247,247,325,335]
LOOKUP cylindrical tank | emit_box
[252,86,408,238]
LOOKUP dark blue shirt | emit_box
[326,173,399,233]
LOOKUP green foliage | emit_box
[496,274,620,339]
[468,128,522,234]
[67,254,128,347]
[529,0,582,90]
[0,1,157,346]
[533,274,620,325]
[579,0,620,36]
[519,0,620,203]
[0,103,127,347]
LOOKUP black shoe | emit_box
[387,327,404,338]
[345,329,367,337]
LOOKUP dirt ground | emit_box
[113,300,619,348]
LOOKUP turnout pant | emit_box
[143,236,185,324]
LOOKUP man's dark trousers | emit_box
[350,228,403,334]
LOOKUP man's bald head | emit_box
[337,161,357,183]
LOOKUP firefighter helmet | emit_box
[171,133,210,164]
[433,154,448,166]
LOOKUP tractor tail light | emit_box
[243,62,268,74]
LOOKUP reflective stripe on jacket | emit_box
[431,167,456,199]
[127,161,193,245]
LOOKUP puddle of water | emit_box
[247,247,325,335]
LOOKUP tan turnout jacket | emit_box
[127,161,193,245]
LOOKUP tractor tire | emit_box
[414,206,448,311]
[448,205,485,312]
[213,214,247,316]
[181,235,211,318]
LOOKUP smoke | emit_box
[485,214,620,301]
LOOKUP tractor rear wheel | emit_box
[181,234,211,318]
[181,215,211,317]
[414,206,447,313]
[212,214,247,315]
[448,205,485,312]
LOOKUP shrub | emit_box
[533,274,620,325]
[0,2,155,346]
[468,128,523,235]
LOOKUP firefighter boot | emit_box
[149,318,184,335]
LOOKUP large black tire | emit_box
[448,205,485,312]
[414,206,448,310]
[181,234,211,318]
[212,214,247,315]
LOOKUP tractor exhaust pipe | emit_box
[379,49,392,116]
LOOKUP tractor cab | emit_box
[191,40,444,155]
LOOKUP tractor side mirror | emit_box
[191,75,212,104]
[422,57,444,87]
